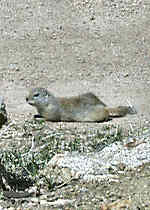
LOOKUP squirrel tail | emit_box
[107,106,137,117]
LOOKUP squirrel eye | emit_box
[34,93,39,97]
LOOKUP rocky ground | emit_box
[0,0,150,209]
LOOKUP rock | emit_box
[0,97,7,128]
[30,197,39,203]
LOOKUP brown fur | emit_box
[26,87,136,122]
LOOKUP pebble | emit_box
[40,200,49,205]
[30,197,39,203]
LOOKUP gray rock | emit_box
[0,96,7,128]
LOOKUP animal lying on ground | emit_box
[26,87,136,122]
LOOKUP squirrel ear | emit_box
[45,91,49,97]
[45,89,51,97]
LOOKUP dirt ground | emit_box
[0,0,150,209]
[0,0,150,126]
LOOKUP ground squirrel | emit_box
[26,87,136,122]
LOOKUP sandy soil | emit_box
[0,0,150,128]
[0,0,150,209]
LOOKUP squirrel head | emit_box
[26,87,52,107]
